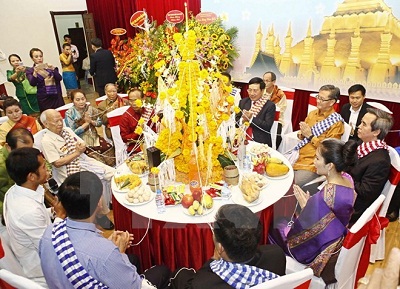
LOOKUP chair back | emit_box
[270,108,281,150]
[55,103,74,118]
[335,194,385,289]
[33,129,48,152]
[95,94,128,105]
[341,122,352,142]
[280,86,295,131]
[107,106,130,166]
[379,146,400,217]
[0,269,45,289]
[0,230,24,276]
[0,116,8,125]
[369,146,400,263]
[252,268,313,289]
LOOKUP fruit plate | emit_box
[123,190,155,206]
[264,172,290,180]
[231,192,263,207]
[182,205,215,217]
[112,173,142,193]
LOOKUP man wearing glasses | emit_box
[293,85,344,194]
[235,77,276,146]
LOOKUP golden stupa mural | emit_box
[247,0,400,96]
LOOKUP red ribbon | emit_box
[295,280,311,289]
[389,165,400,185]
[285,91,295,100]
[343,214,389,288]
[0,239,4,259]
[274,111,280,121]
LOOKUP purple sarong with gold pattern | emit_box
[271,180,355,277]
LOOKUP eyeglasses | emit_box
[316,95,333,102]
[247,88,260,94]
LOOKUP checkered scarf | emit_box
[294,112,343,151]
[52,220,109,289]
[357,140,388,159]
[210,258,279,289]
[61,129,81,175]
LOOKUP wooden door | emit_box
[83,13,96,54]
[68,27,86,79]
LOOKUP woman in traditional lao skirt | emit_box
[0,97,41,144]
[270,138,358,284]
[25,48,65,112]
[6,54,40,116]
[65,89,115,167]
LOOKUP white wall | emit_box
[0,0,87,96]
[55,15,85,48]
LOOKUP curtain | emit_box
[86,0,201,50]
[86,0,138,49]
[291,89,312,131]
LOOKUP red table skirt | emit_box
[112,194,274,272]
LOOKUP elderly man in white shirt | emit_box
[3,147,56,287]
[40,109,115,230]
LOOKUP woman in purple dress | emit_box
[25,48,64,112]
[270,138,358,284]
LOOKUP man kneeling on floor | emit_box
[39,171,170,289]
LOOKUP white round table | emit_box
[112,142,294,224]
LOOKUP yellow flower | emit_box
[135,99,143,107]
[138,118,145,125]
[151,115,159,123]
[175,110,184,119]
[226,95,235,105]
[221,113,229,121]
[134,126,143,135]
[244,121,250,127]
[159,91,167,101]
[151,167,160,174]
[234,106,241,114]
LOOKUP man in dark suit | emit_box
[169,204,286,289]
[340,84,371,140]
[89,38,117,97]
[235,77,276,146]
[349,107,393,223]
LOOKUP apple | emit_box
[192,189,202,202]
[181,194,194,208]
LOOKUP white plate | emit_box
[112,176,130,193]
[182,205,215,217]
[265,172,290,180]
[231,192,263,207]
[123,190,155,206]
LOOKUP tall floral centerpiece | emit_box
[111,14,239,184]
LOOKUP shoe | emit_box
[96,215,115,230]
[386,211,399,222]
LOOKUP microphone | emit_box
[48,178,59,195]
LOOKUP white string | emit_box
[131,217,151,246]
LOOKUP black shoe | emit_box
[386,211,399,222]
[97,215,114,230]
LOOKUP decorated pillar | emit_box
[343,26,363,81]
[265,24,275,55]
[368,26,393,83]
[298,20,316,79]
[249,22,263,66]
[274,37,282,65]
[279,22,294,76]
[320,26,340,79]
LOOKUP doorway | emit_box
[50,11,97,80]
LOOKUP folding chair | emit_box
[252,268,313,289]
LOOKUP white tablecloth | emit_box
[112,143,294,224]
